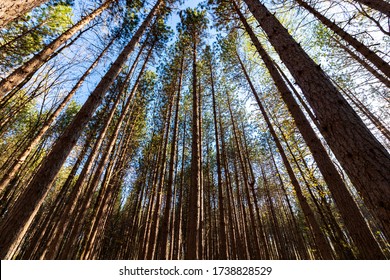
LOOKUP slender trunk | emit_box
[209,57,228,259]
[187,36,200,260]
[0,0,163,259]
[146,89,174,260]
[353,0,390,16]
[158,54,184,259]
[0,0,48,28]
[240,0,390,232]
[235,2,386,259]
[0,36,116,192]
[0,0,115,99]
[295,0,390,78]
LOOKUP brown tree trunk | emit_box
[240,0,390,234]
[209,56,228,259]
[235,1,387,259]
[0,0,163,259]
[0,0,115,99]
[187,35,201,260]
[295,0,390,78]
[158,53,184,259]
[353,0,390,16]
[146,88,174,260]
[0,36,117,192]
[0,0,48,28]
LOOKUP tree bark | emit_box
[239,0,390,246]
[295,0,390,78]
[0,35,116,192]
[0,0,163,259]
[353,0,390,16]
[187,34,201,260]
[0,0,116,99]
[0,0,48,28]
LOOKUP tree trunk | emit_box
[186,34,201,260]
[237,0,389,258]
[0,0,163,259]
[209,56,228,260]
[295,0,390,78]
[353,0,390,16]
[158,53,184,259]
[0,35,116,192]
[0,0,115,99]
[0,0,48,28]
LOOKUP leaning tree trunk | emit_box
[0,0,115,99]
[332,37,390,88]
[235,3,386,259]
[240,0,390,239]
[295,0,390,79]
[0,0,48,28]
[353,0,390,16]
[0,35,117,193]
[0,0,163,260]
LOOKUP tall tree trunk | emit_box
[0,0,48,28]
[0,0,115,99]
[0,0,163,259]
[146,88,174,260]
[187,34,201,260]
[0,35,117,192]
[295,0,390,78]
[158,53,184,259]
[353,0,390,16]
[209,56,228,260]
[235,1,387,259]
[239,0,390,234]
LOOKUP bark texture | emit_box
[241,0,390,238]
[0,0,48,28]
[0,0,163,259]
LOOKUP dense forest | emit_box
[0,0,389,260]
